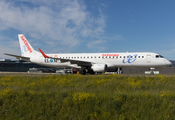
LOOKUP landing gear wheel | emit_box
[80,70,86,75]
[150,71,154,75]
[88,70,95,75]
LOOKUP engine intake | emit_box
[91,64,107,73]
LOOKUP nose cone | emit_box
[165,60,172,66]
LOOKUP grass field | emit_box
[0,74,175,119]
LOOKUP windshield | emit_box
[156,55,164,58]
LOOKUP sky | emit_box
[0,0,175,60]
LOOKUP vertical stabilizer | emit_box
[18,34,38,57]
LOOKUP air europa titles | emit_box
[21,36,32,53]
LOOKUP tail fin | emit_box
[18,34,39,57]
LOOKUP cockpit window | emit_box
[159,55,164,58]
[156,55,164,58]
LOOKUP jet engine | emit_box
[91,64,107,73]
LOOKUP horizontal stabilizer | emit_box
[4,53,30,60]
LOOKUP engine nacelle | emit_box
[91,64,108,73]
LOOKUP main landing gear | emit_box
[80,69,95,75]
[117,68,123,74]
[80,69,86,75]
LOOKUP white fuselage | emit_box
[5,34,172,74]
[30,52,172,69]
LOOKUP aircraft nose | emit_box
[165,60,172,66]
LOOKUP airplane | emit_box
[4,34,172,75]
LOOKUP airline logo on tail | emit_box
[21,36,32,53]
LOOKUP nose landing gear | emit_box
[150,68,155,75]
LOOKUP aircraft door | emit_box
[146,55,151,63]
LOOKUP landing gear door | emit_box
[146,54,151,63]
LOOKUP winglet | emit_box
[38,48,49,58]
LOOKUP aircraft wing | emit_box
[4,53,30,61]
[39,48,92,66]
[61,58,92,66]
